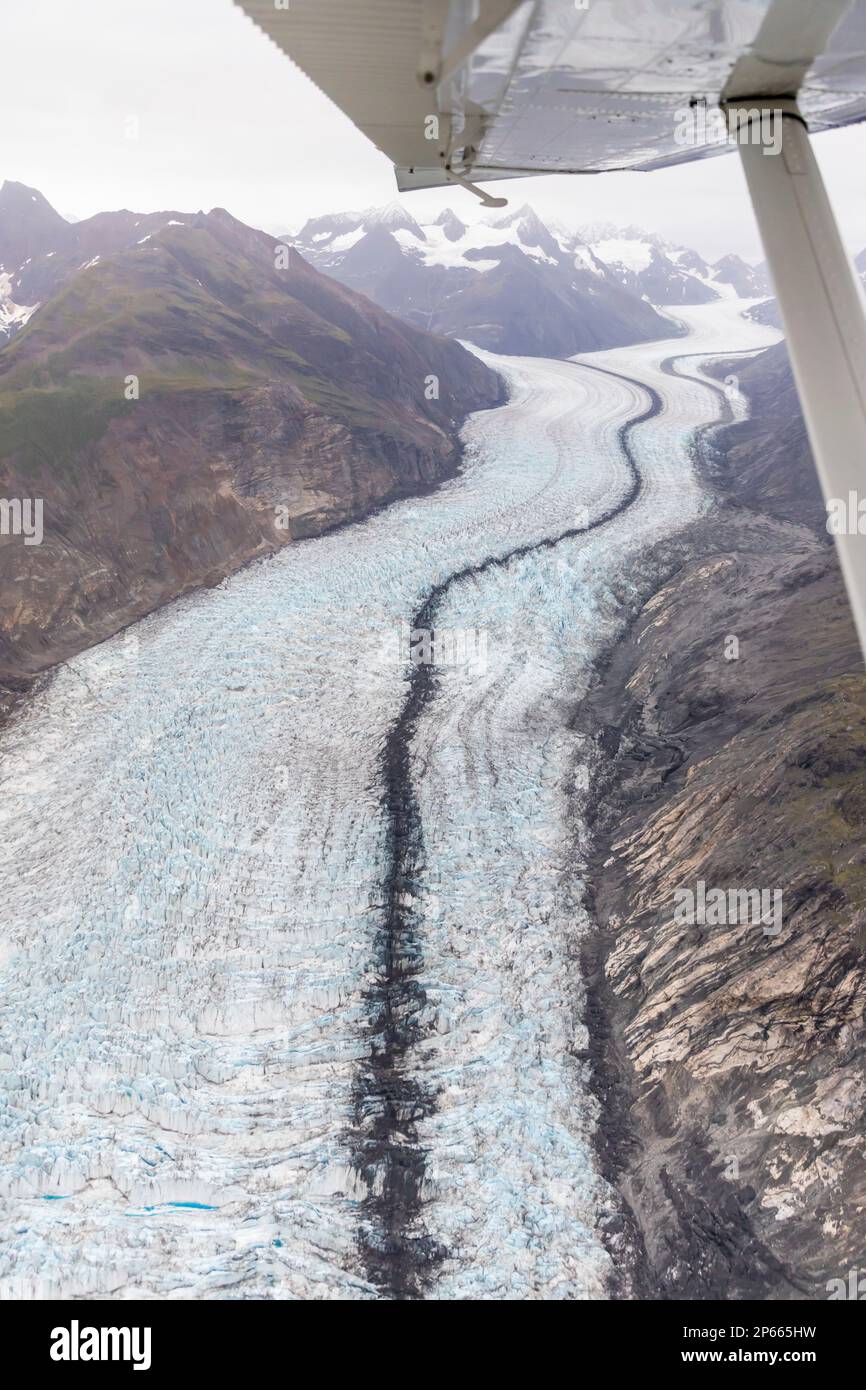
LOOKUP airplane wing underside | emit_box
[233,0,866,666]
[234,0,866,190]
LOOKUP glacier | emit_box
[0,301,779,1299]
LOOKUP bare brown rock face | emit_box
[0,185,503,685]
[580,346,866,1299]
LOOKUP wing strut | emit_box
[730,102,866,661]
[443,166,508,207]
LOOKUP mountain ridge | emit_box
[0,182,502,685]
[286,202,770,356]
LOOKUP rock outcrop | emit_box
[580,344,866,1299]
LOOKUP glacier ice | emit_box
[0,300,779,1299]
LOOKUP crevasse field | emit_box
[0,303,778,1299]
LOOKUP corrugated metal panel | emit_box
[235,0,441,170]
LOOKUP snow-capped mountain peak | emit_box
[487,203,568,259]
[290,203,768,323]
[0,269,39,343]
[288,202,699,356]
[434,208,467,242]
[363,201,426,236]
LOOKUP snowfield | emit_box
[0,302,778,1299]
[0,269,38,341]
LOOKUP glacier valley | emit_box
[0,302,778,1299]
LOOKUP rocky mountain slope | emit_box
[289,204,767,357]
[708,340,825,530]
[579,342,866,1298]
[0,182,502,686]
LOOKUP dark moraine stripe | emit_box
[349,363,664,1300]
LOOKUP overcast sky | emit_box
[4,0,866,261]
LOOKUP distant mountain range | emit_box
[287,203,770,357]
[1,188,772,362]
[0,180,501,682]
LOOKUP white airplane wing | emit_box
[235,0,866,668]
[234,0,866,191]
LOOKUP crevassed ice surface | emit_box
[0,301,779,1299]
